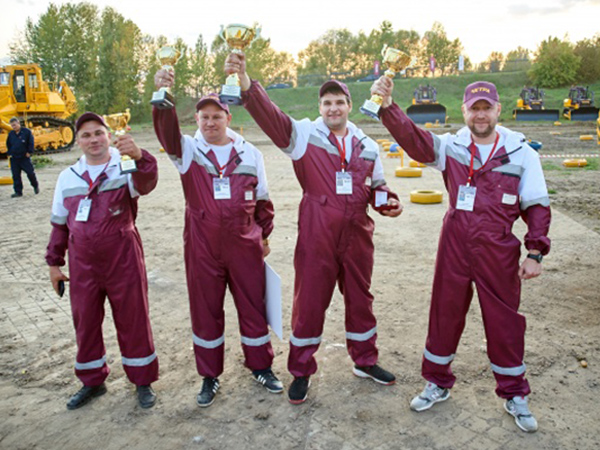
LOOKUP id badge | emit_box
[75,198,92,222]
[336,171,353,195]
[456,185,476,211]
[213,177,231,200]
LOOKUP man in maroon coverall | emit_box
[46,112,159,410]
[371,78,551,432]
[153,70,282,407]
[225,53,404,404]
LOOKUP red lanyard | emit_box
[467,133,499,186]
[333,132,348,172]
[71,162,109,195]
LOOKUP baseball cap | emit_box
[75,112,108,134]
[195,93,231,114]
[319,80,351,101]
[463,81,499,108]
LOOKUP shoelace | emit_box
[510,400,533,418]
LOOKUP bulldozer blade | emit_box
[514,109,560,122]
[568,107,600,121]
[406,104,447,124]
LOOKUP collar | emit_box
[194,127,245,153]
[73,147,120,175]
[454,125,524,153]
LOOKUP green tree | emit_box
[529,37,581,88]
[485,51,505,72]
[504,47,531,72]
[189,34,216,98]
[422,22,462,76]
[574,35,600,83]
[297,29,360,81]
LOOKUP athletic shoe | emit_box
[11,193,23,198]
[504,396,538,432]
[410,382,450,412]
[34,187,40,194]
[352,364,396,385]
[252,368,283,394]
[288,377,310,404]
[196,377,219,408]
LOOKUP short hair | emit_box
[319,87,351,104]
[9,117,20,124]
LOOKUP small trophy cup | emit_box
[360,45,411,120]
[219,23,261,105]
[103,109,137,174]
[150,45,182,109]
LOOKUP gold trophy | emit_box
[150,45,182,109]
[360,45,411,120]
[219,23,261,105]
[103,109,137,174]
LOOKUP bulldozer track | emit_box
[24,116,75,154]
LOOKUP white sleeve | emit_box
[519,146,550,209]
[255,149,270,201]
[284,118,312,161]
[428,132,450,172]
[163,135,195,174]
[50,173,69,225]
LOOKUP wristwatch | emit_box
[527,253,543,263]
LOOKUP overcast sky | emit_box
[2,0,600,65]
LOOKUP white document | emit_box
[265,262,283,341]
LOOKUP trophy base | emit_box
[150,90,175,109]
[120,158,138,175]
[220,85,242,105]
[360,100,382,121]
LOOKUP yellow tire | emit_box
[554,121,562,126]
[580,135,593,141]
[410,190,443,204]
[562,159,588,167]
[395,167,422,177]
[409,160,426,168]
[159,147,165,152]
[549,131,561,135]
[376,139,389,144]
[0,176,13,185]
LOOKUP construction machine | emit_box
[406,84,447,124]
[563,86,599,121]
[0,64,77,156]
[513,87,559,121]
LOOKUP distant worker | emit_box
[153,70,282,408]
[46,112,160,410]
[6,117,39,198]
[371,78,551,432]
[225,52,404,405]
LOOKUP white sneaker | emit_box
[504,396,538,432]
[410,382,450,412]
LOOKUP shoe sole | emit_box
[503,402,538,433]
[252,376,284,394]
[138,396,157,409]
[197,396,216,408]
[410,391,451,412]
[288,380,311,405]
[66,385,107,410]
[352,367,396,386]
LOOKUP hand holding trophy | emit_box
[103,109,137,174]
[360,45,411,120]
[219,23,260,105]
[151,45,182,109]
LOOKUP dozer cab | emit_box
[513,87,559,121]
[563,86,599,121]
[406,84,447,124]
[0,64,77,156]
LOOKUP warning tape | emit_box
[539,154,599,158]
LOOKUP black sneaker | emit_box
[252,368,283,394]
[66,383,107,410]
[11,193,23,198]
[34,186,40,194]
[196,377,219,408]
[288,377,310,404]
[353,364,396,385]
[136,384,157,409]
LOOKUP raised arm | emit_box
[152,68,184,159]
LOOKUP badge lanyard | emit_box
[466,132,499,187]
[70,161,110,197]
[333,133,348,172]
[201,144,240,179]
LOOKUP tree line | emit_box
[8,2,600,121]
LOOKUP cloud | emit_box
[508,0,600,16]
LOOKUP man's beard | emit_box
[468,122,495,139]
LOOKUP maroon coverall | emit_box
[46,149,159,387]
[153,107,275,378]
[242,81,398,377]
[381,103,551,398]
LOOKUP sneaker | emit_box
[34,186,40,194]
[196,377,219,408]
[66,383,107,410]
[136,384,157,409]
[410,382,450,412]
[504,396,538,433]
[288,377,310,404]
[253,368,283,394]
[352,364,396,385]
[11,193,23,198]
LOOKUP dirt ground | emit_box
[0,120,599,450]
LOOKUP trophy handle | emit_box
[252,26,262,44]
[381,44,389,58]
[219,25,226,43]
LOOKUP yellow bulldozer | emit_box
[0,64,77,156]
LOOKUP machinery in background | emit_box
[563,86,599,121]
[406,84,447,124]
[0,64,77,156]
[513,87,559,121]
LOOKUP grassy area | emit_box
[32,155,54,168]
[134,72,600,128]
[542,158,599,171]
